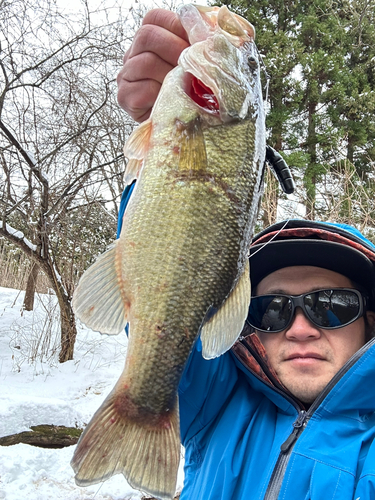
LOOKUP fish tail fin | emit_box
[71,390,180,500]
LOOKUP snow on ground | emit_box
[0,287,184,499]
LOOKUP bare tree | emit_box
[0,0,135,361]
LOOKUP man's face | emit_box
[255,266,375,404]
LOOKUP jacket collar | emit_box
[232,330,375,417]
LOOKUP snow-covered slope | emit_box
[0,287,183,499]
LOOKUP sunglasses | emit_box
[247,288,367,333]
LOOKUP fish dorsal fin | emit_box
[177,117,207,174]
[200,259,251,359]
[123,118,152,185]
[72,242,129,335]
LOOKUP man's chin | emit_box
[281,376,330,404]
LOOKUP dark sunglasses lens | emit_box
[249,295,292,332]
[304,290,361,328]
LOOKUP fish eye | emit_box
[248,56,258,68]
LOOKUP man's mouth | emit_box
[285,352,326,368]
[287,352,324,359]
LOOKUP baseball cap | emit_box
[249,220,375,308]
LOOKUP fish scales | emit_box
[71,4,266,500]
[118,126,258,409]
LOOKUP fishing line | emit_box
[93,481,104,498]
[249,219,291,259]
[255,45,271,108]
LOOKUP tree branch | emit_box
[45,154,124,218]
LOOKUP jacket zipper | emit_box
[263,409,307,500]
[237,336,375,500]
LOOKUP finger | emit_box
[119,51,174,85]
[127,23,189,67]
[142,9,189,42]
[117,79,162,123]
[117,52,173,121]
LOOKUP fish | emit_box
[71,4,266,500]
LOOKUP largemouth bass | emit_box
[71,4,266,499]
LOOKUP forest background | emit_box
[1,0,375,364]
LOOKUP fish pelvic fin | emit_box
[71,390,180,500]
[123,118,152,185]
[72,242,129,335]
[201,259,251,359]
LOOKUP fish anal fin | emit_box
[71,390,180,500]
[201,259,251,359]
[72,242,129,335]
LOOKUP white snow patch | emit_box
[0,222,37,252]
[0,287,184,499]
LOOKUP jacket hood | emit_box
[315,336,375,417]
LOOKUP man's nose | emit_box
[285,307,321,340]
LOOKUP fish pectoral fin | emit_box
[72,242,129,335]
[123,118,152,185]
[200,259,251,359]
[178,117,208,173]
[71,390,180,500]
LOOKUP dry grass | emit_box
[318,160,375,237]
[8,292,61,370]
[0,242,50,293]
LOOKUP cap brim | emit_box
[249,239,375,295]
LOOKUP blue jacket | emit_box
[118,186,375,499]
[179,335,375,500]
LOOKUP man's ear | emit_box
[365,310,375,328]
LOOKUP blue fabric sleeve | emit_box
[117,181,135,335]
[179,338,239,444]
[117,181,136,238]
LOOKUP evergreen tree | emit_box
[327,0,375,180]
[215,0,302,225]
[214,0,375,224]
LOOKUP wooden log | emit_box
[0,424,83,448]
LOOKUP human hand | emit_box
[117,9,190,123]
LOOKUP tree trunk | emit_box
[305,101,318,220]
[39,258,78,363]
[304,173,316,220]
[23,263,39,311]
[262,168,279,227]
[347,136,354,164]
[28,258,77,362]
[57,291,78,363]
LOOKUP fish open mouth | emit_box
[185,73,219,113]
